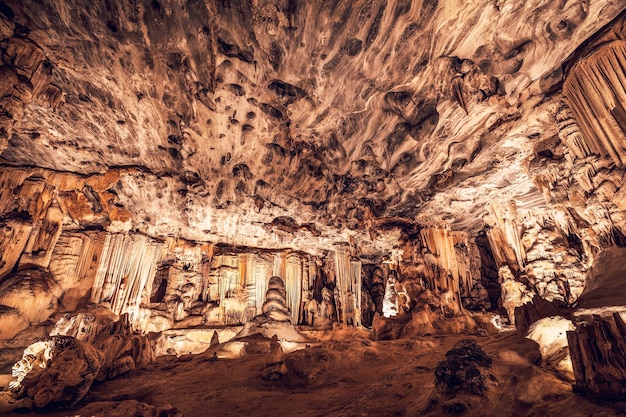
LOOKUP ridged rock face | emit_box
[1,0,626,329]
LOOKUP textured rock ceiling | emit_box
[1,0,626,255]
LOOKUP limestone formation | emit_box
[261,335,287,380]
[0,0,625,413]
[9,336,104,409]
[568,313,626,399]
[261,276,291,322]
[235,276,309,343]
[0,305,28,340]
[0,311,156,412]
[0,268,61,324]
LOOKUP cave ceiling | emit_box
[1,0,625,256]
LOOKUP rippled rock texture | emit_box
[1,1,626,406]
[0,0,624,253]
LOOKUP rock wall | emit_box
[568,313,626,399]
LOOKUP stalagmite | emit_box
[202,251,303,325]
[382,271,399,318]
[50,313,99,343]
[498,266,532,325]
[234,275,310,343]
[261,276,291,322]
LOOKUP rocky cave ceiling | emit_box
[4,1,626,414]
[1,0,626,257]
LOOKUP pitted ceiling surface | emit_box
[1,0,625,253]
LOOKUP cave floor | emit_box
[5,330,626,417]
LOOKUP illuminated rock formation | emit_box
[563,41,626,166]
[235,275,309,343]
[261,276,291,322]
[0,0,625,413]
[7,336,103,409]
[568,313,626,399]
[0,268,61,324]
[0,311,155,412]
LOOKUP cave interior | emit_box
[1,1,626,416]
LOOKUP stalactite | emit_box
[284,252,303,324]
[200,243,214,302]
[563,40,626,166]
[415,227,486,313]
[351,259,362,327]
[490,202,526,269]
[556,101,592,159]
[487,225,520,269]
[50,233,101,286]
[419,227,460,292]
[216,255,239,305]
[20,202,63,269]
[90,234,164,325]
[333,247,362,326]
[210,254,235,304]
[253,254,273,316]
[299,256,311,324]
[207,253,249,324]
[306,258,318,300]
[453,234,475,302]
[49,231,103,310]
[420,228,458,282]
[273,251,286,278]
[242,253,255,320]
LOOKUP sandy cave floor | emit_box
[4,329,626,417]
